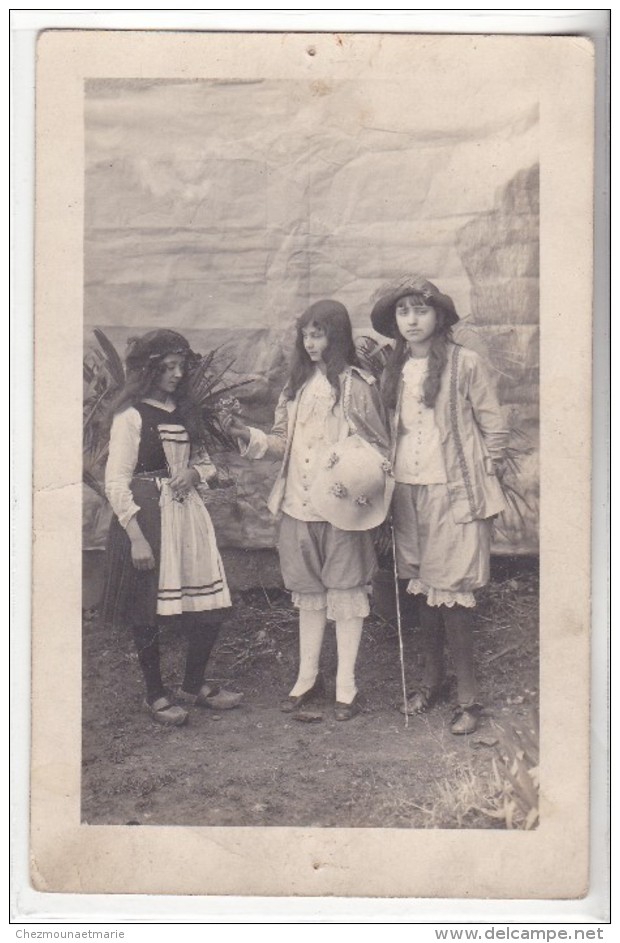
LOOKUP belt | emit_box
[132,470,169,481]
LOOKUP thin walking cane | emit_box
[390,516,409,728]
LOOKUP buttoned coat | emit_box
[388,344,509,524]
[259,367,391,517]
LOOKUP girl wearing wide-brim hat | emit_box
[371,275,509,735]
[224,300,391,721]
[101,329,242,726]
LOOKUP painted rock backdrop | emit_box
[83,79,539,572]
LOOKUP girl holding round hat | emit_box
[101,329,242,726]
[371,275,509,735]
[223,300,391,720]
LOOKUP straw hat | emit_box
[309,436,395,531]
[370,274,459,339]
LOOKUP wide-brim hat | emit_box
[309,435,395,532]
[370,274,459,339]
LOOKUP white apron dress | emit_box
[156,422,231,616]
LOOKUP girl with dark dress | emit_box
[101,329,242,726]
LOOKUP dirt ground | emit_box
[82,556,539,829]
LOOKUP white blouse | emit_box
[282,371,346,521]
[242,370,348,522]
[393,358,447,486]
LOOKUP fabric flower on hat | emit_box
[310,436,395,531]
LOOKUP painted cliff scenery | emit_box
[82,73,540,829]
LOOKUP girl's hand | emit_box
[169,467,200,499]
[130,536,156,571]
[221,414,251,444]
[492,457,508,482]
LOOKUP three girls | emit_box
[101,279,507,737]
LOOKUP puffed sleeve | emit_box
[104,408,142,528]
[240,389,289,461]
[345,370,391,460]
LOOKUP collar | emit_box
[348,365,376,385]
[141,396,177,413]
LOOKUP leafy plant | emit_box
[494,427,537,544]
[428,708,539,831]
[355,334,392,379]
[83,329,126,499]
[487,708,540,830]
[185,348,253,449]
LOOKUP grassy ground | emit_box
[82,556,539,829]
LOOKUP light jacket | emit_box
[389,344,509,524]
[246,367,391,517]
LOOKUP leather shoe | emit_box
[280,674,325,713]
[144,696,188,727]
[334,695,361,721]
[177,684,244,710]
[450,707,480,735]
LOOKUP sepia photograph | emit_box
[81,70,540,831]
[29,26,595,900]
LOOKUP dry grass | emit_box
[426,709,539,830]
[215,588,299,671]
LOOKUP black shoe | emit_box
[279,674,325,713]
[334,695,361,721]
[450,706,480,735]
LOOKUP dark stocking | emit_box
[442,604,478,708]
[419,600,446,695]
[182,614,222,695]
[397,579,420,630]
[131,623,165,704]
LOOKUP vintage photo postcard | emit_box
[30,28,594,901]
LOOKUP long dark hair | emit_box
[107,329,208,446]
[380,293,454,410]
[286,299,360,403]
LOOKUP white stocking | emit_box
[289,607,327,697]
[335,617,364,704]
